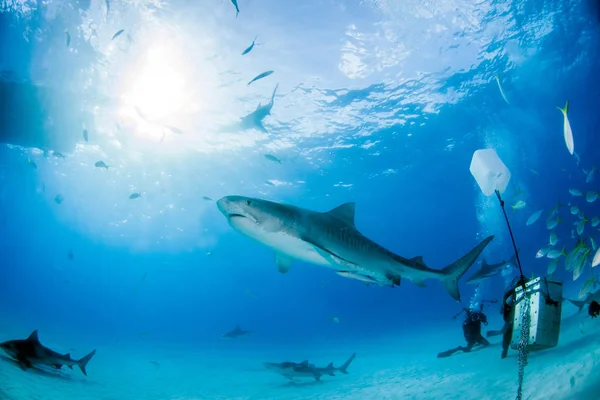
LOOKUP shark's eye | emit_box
[246,200,251,206]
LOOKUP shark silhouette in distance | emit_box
[0,330,96,376]
[216,196,494,301]
[466,254,517,284]
[221,325,252,338]
[264,353,356,381]
[220,84,278,133]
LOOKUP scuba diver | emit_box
[590,301,600,318]
[487,275,527,359]
[437,303,493,358]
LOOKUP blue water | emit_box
[1,0,600,399]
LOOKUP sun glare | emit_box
[120,45,189,141]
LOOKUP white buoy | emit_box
[469,149,511,196]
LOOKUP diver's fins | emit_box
[437,347,463,358]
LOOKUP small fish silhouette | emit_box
[242,36,259,55]
[65,30,71,47]
[231,0,240,17]
[247,70,274,86]
[129,193,142,199]
[111,29,125,41]
[54,194,64,205]
[83,129,89,142]
[95,161,110,169]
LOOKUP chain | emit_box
[516,294,531,400]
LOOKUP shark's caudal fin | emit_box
[78,349,96,376]
[441,236,494,302]
[567,298,586,312]
[338,353,356,374]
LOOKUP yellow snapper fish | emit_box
[536,247,551,258]
[593,247,600,268]
[572,248,590,281]
[557,101,574,154]
[546,215,563,230]
[547,258,560,275]
[547,247,567,259]
[590,237,597,251]
[576,216,588,236]
[578,276,597,299]
[586,191,599,203]
[571,205,580,215]
[569,188,582,197]
[512,200,527,211]
[591,216,599,227]
[584,166,596,183]
[549,232,558,246]
[526,209,543,226]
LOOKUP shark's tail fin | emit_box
[567,298,586,312]
[441,236,494,302]
[338,353,356,374]
[78,349,96,376]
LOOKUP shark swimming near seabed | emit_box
[235,84,279,133]
[216,196,494,301]
[264,353,356,381]
[221,325,252,338]
[0,330,96,376]
[466,254,517,284]
[567,290,600,312]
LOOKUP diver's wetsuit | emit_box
[437,309,490,358]
[590,301,600,318]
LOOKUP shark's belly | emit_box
[261,232,334,267]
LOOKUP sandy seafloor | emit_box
[1,306,599,400]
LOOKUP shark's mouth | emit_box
[228,213,258,224]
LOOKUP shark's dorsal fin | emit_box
[326,203,356,226]
[27,330,40,342]
[326,362,333,368]
[300,360,309,366]
[481,259,490,270]
[63,353,71,359]
[275,253,293,274]
[411,256,424,265]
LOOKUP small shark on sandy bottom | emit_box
[264,353,356,381]
[466,254,517,284]
[0,330,96,376]
[221,325,252,338]
[236,84,279,133]
[216,196,494,301]
[567,290,600,312]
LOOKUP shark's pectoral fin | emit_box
[255,121,267,133]
[275,253,293,274]
[53,364,63,370]
[385,273,401,286]
[17,356,32,370]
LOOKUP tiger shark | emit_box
[0,330,96,376]
[238,83,279,133]
[264,352,356,381]
[216,196,494,301]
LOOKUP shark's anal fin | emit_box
[275,254,293,274]
[413,279,427,288]
[326,203,356,227]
